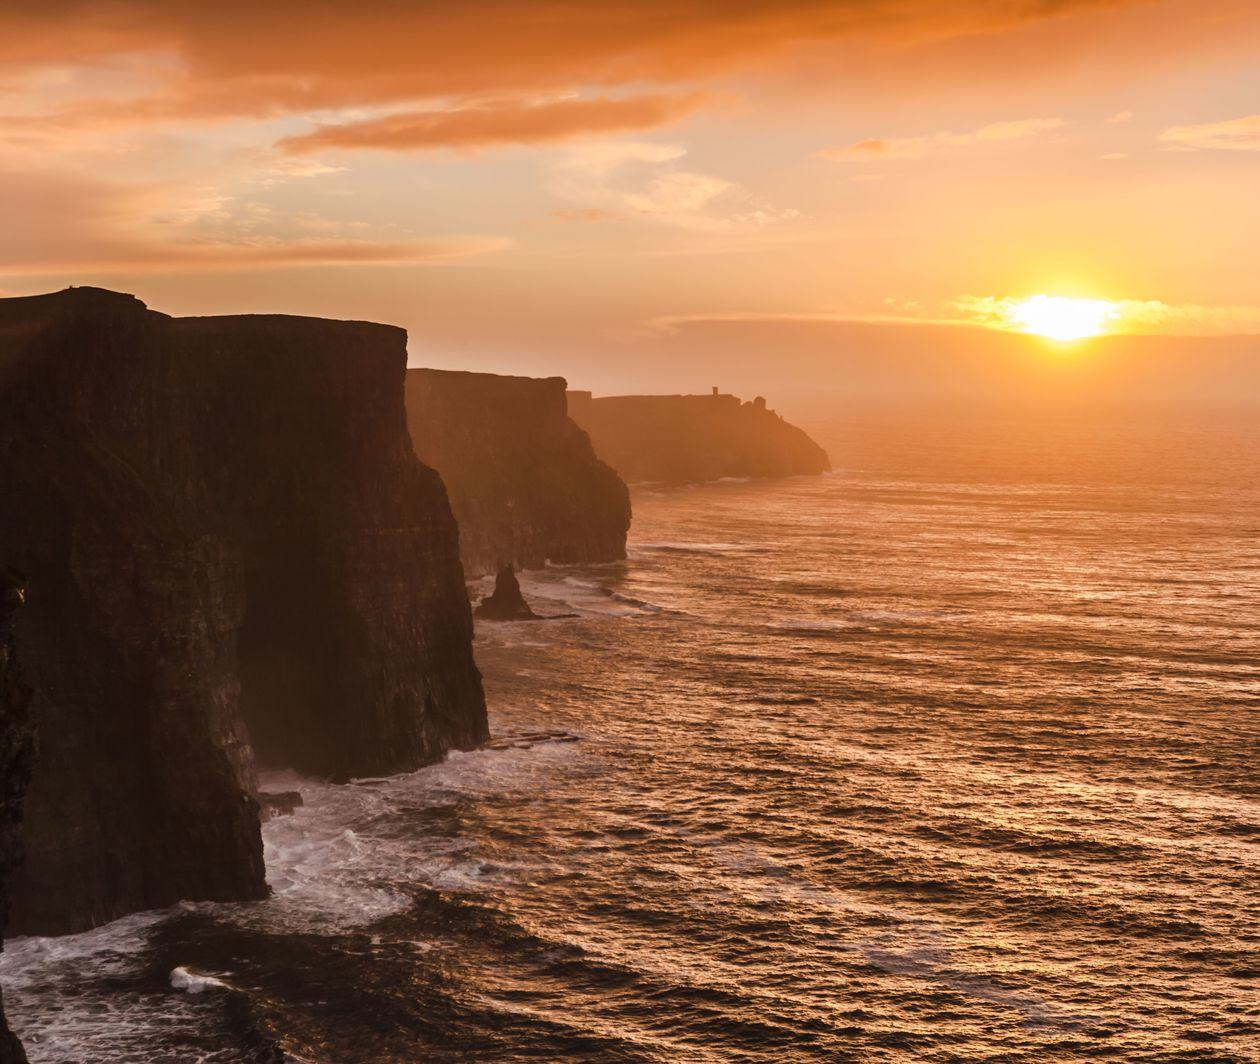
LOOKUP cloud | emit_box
[0,168,508,276]
[549,208,624,223]
[550,141,797,231]
[1159,114,1260,152]
[818,116,1065,160]
[1107,110,1134,123]
[278,93,710,153]
[643,295,1260,339]
[0,1,1147,142]
[3,235,511,276]
[261,157,347,178]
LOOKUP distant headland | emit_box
[567,388,830,485]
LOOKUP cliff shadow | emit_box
[237,539,343,775]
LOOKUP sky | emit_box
[2,0,1258,406]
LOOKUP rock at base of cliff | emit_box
[258,791,304,819]
[475,566,539,621]
[0,1010,26,1064]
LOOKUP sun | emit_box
[1007,294,1117,342]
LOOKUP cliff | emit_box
[406,369,630,577]
[0,574,32,1064]
[0,288,486,938]
[567,390,830,484]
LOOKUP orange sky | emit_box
[2,0,1258,403]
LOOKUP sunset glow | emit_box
[2,5,1260,1063]
[1006,295,1118,342]
[0,0,1257,400]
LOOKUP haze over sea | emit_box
[2,401,1257,1063]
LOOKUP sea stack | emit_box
[475,565,539,621]
[567,390,830,484]
[405,369,631,577]
[0,287,487,937]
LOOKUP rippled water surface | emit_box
[4,405,1258,1062]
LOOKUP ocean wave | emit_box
[634,541,768,556]
[0,912,228,1063]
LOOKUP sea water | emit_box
[3,403,1257,1062]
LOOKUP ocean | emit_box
[3,403,1258,1062]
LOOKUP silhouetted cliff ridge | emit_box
[0,287,487,939]
[406,369,630,577]
[567,390,830,484]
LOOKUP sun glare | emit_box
[1007,295,1117,342]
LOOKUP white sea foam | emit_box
[219,741,580,937]
[0,910,162,989]
[169,966,229,994]
[0,734,583,1061]
[0,912,210,1063]
[500,572,660,617]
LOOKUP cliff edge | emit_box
[406,369,630,577]
[0,288,487,939]
[567,390,829,485]
[0,573,32,1064]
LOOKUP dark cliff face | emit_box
[567,391,830,485]
[0,575,32,1064]
[406,369,630,577]
[0,288,487,937]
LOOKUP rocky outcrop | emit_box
[0,287,486,937]
[567,390,830,484]
[475,566,538,621]
[406,370,630,577]
[0,573,32,1064]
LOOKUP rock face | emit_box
[475,566,538,621]
[0,573,32,1064]
[0,287,487,937]
[406,369,630,577]
[567,391,830,484]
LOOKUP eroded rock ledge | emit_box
[0,288,487,943]
[406,369,630,577]
[567,390,830,485]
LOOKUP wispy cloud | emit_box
[0,3,1140,127]
[642,296,1260,339]
[818,117,1065,161]
[548,207,624,223]
[640,308,964,338]
[549,141,797,231]
[0,168,509,276]
[1,235,512,276]
[279,93,711,154]
[1159,114,1260,152]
